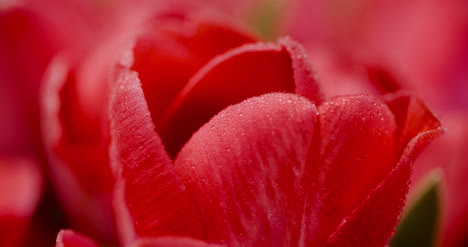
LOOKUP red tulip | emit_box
[109,67,442,246]
[53,15,442,246]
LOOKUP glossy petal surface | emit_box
[175,93,318,246]
[174,93,421,246]
[113,79,442,246]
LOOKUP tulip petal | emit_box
[305,95,397,245]
[384,92,443,153]
[130,237,223,247]
[159,38,320,157]
[279,37,323,104]
[173,19,259,64]
[109,67,201,243]
[55,230,99,247]
[132,19,256,130]
[175,93,318,246]
[325,95,444,247]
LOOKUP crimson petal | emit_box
[384,92,443,153]
[109,67,201,244]
[173,19,259,64]
[305,95,397,245]
[132,18,256,132]
[55,230,99,247]
[325,94,444,246]
[159,38,321,157]
[279,37,323,104]
[175,93,318,246]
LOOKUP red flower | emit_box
[48,16,442,246]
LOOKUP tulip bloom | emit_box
[47,15,443,246]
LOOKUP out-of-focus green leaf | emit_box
[247,0,285,40]
[390,171,441,247]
